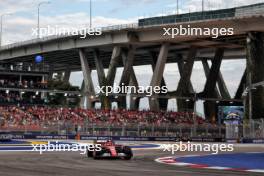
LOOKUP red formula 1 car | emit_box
[87,140,133,160]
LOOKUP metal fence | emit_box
[225,119,264,139]
[2,119,263,139]
[2,121,224,139]
[0,119,264,139]
[243,119,264,138]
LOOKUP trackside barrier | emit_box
[226,138,264,143]
[8,134,263,143]
[8,134,226,142]
[241,138,264,143]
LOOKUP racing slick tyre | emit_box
[87,150,93,158]
[123,146,133,160]
[93,150,103,160]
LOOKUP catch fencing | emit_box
[2,119,263,140]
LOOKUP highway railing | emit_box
[0,23,138,51]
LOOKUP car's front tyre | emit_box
[123,146,133,160]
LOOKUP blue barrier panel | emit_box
[242,138,264,143]
[4,133,264,143]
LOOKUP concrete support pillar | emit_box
[150,51,168,111]
[106,46,121,86]
[119,46,135,109]
[93,49,111,109]
[80,80,85,108]
[120,46,135,88]
[149,43,170,111]
[129,70,140,110]
[235,69,246,99]
[246,32,264,119]
[217,71,231,99]
[202,60,220,98]
[79,49,95,109]
[176,47,197,112]
[63,67,71,83]
[202,48,224,122]
[203,48,225,96]
[178,57,194,93]
[202,59,230,99]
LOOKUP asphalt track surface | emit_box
[0,145,263,176]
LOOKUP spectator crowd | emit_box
[0,106,207,131]
[0,79,47,89]
[0,93,43,105]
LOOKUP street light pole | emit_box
[248,72,252,122]
[90,0,92,28]
[193,92,197,137]
[37,1,50,38]
[202,0,204,12]
[0,15,3,47]
[0,13,12,47]
[193,92,197,119]
[176,0,179,15]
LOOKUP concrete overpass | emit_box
[0,7,264,120]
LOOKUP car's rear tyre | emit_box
[123,146,133,160]
[87,150,93,158]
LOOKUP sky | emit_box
[1,0,263,114]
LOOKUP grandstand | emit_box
[0,106,212,137]
[0,63,218,138]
